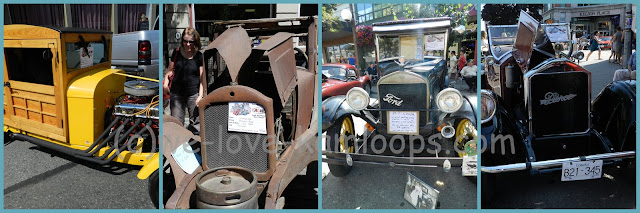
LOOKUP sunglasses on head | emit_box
[182,40,196,44]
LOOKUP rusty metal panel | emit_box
[206,27,252,82]
[256,32,297,106]
[307,17,318,74]
[295,68,315,138]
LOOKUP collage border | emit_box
[0,0,637,212]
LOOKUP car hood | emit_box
[322,78,346,89]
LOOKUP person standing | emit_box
[448,51,458,80]
[613,27,624,64]
[458,51,467,79]
[163,27,206,135]
[586,31,602,61]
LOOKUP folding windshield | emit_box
[488,25,517,59]
[322,66,347,80]
[378,33,446,63]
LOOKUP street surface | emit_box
[484,50,636,209]
[322,79,477,209]
[4,140,154,209]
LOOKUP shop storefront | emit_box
[543,4,628,37]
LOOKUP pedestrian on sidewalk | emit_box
[448,51,458,81]
[586,31,602,61]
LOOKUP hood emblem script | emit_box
[540,92,577,106]
[383,94,403,106]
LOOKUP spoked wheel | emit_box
[454,119,478,183]
[326,115,356,177]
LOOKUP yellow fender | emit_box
[137,153,159,180]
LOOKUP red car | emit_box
[322,63,371,100]
[599,36,612,49]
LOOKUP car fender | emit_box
[322,95,360,132]
[592,80,636,151]
[137,153,159,179]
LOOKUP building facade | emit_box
[542,4,635,37]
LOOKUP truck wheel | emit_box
[148,160,176,208]
[326,115,356,177]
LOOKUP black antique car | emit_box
[322,17,478,178]
[480,11,635,202]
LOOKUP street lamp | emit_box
[341,8,352,22]
[342,6,359,68]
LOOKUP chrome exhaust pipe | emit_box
[441,125,455,139]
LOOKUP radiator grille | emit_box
[379,83,428,126]
[203,103,269,173]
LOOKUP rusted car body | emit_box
[162,16,318,209]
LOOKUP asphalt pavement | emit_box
[4,140,154,209]
[483,50,636,209]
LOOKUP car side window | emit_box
[347,69,357,78]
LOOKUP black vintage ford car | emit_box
[480,11,635,202]
[322,17,478,178]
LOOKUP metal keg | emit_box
[195,167,258,209]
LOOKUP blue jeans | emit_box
[170,92,200,135]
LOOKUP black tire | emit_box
[148,160,176,208]
[148,170,161,209]
[326,115,356,177]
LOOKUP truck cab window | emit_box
[5,48,54,86]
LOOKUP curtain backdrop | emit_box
[118,4,148,33]
[7,4,65,27]
[71,4,111,31]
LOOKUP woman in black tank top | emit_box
[163,27,205,134]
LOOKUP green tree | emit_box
[396,4,473,29]
[482,4,544,25]
[322,4,342,32]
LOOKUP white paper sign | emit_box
[545,26,570,43]
[171,142,199,174]
[228,102,267,134]
[425,34,446,51]
[80,46,94,69]
[462,155,478,176]
[388,111,418,135]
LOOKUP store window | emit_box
[326,43,355,64]
[356,4,395,23]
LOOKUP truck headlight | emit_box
[480,89,497,124]
[346,87,369,111]
[436,88,463,113]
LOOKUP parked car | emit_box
[162,16,318,209]
[111,18,160,79]
[598,36,612,49]
[322,17,478,180]
[481,11,635,203]
[3,25,160,207]
[322,63,371,100]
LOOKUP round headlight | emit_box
[346,87,369,111]
[436,88,464,113]
[480,90,497,124]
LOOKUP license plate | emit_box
[561,160,603,181]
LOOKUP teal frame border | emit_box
[0,1,636,212]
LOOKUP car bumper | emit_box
[323,151,463,169]
[481,151,635,174]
